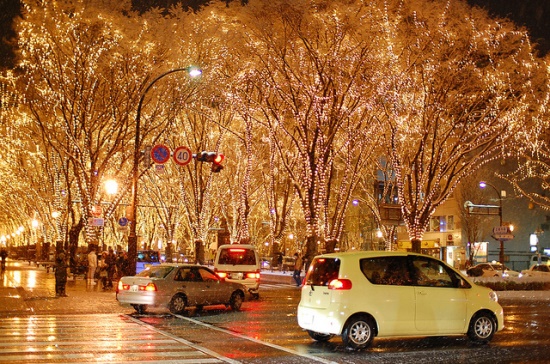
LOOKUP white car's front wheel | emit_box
[468,312,496,343]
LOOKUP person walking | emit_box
[292,252,303,287]
[104,248,116,289]
[87,247,97,285]
[0,248,8,271]
[54,252,68,297]
[276,253,283,272]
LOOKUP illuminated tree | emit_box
[376,0,548,251]
[14,0,167,252]
[239,0,385,261]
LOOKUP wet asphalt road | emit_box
[1,261,550,363]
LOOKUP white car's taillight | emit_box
[328,279,352,290]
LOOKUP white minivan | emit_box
[297,251,504,349]
[214,244,260,298]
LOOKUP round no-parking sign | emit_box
[173,146,193,166]
[151,144,170,164]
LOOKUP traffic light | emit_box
[211,154,224,172]
[194,151,224,172]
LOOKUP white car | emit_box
[467,262,521,278]
[521,264,550,278]
[297,251,504,349]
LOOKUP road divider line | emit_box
[170,313,339,364]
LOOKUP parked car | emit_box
[260,257,272,270]
[116,264,247,314]
[136,250,161,273]
[529,254,550,268]
[297,251,503,350]
[521,264,550,278]
[467,262,521,278]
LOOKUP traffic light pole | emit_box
[128,67,200,275]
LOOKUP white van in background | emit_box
[214,244,260,299]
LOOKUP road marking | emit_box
[124,314,241,364]
[0,314,232,363]
[170,313,339,364]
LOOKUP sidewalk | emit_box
[0,261,125,316]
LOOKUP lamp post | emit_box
[479,181,505,267]
[127,67,201,275]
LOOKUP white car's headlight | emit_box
[489,291,499,302]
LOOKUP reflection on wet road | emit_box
[0,313,238,363]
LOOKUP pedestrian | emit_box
[293,252,303,287]
[104,248,116,289]
[98,251,109,290]
[0,248,8,271]
[120,252,131,276]
[277,253,283,272]
[54,252,68,297]
[87,247,97,286]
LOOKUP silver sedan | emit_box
[116,264,247,314]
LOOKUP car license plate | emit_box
[130,285,138,292]
[301,313,313,325]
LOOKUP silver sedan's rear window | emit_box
[136,266,174,278]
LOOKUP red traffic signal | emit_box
[195,151,220,162]
[195,151,224,172]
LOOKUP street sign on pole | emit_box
[173,146,193,166]
[88,218,104,227]
[91,205,103,217]
[144,145,152,167]
[151,144,170,164]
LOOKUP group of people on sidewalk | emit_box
[86,247,131,291]
[52,246,132,297]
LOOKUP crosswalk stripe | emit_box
[0,314,235,363]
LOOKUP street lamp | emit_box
[479,181,505,266]
[104,179,119,196]
[127,67,202,275]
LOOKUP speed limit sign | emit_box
[173,146,193,166]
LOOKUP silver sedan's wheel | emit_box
[342,315,375,349]
[131,304,147,314]
[169,295,186,314]
[229,291,244,311]
[468,312,496,343]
